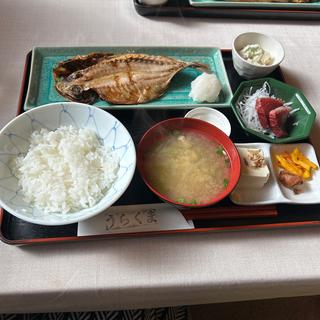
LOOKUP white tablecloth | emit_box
[1,0,320,314]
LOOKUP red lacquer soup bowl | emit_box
[137,117,241,208]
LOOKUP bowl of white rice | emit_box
[0,102,136,226]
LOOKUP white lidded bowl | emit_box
[185,107,231,136]
[232,32,285,79]
[0,102,136,226]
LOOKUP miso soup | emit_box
[143,130,231,205]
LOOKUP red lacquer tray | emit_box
[1,50,320,245]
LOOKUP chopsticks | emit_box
[180,205,278,221]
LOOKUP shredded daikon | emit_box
[290,108,300,115]
[236,82,272,133]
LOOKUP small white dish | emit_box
[230,143,320,205]
[184,107,231,136]
[232,32,285,79]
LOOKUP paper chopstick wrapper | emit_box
[77,203,193,236]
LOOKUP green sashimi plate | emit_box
[24,47,233,110]
[230,78,316,144]
[190,0,320,8]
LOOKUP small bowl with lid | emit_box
[232,32,285,79]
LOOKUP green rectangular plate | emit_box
[25,46,233,110]
[190,0,320,8]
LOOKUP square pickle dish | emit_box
[230,143,320,205]
[24,46,233,111]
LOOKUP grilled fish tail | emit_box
[187,62,211,73]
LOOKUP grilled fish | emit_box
[53,53,209,105]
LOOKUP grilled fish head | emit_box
[53,52,114,103]
[55,81,98,104]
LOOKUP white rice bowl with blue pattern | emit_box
[0,102,136,226]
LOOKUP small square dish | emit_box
[24,46,233,110]
[230,142,320,205]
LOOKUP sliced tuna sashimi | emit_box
[255,97,284,129]
[269,106,292,138]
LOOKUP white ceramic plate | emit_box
[230,142,320,205]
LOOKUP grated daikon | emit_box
[189,72,222,103]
